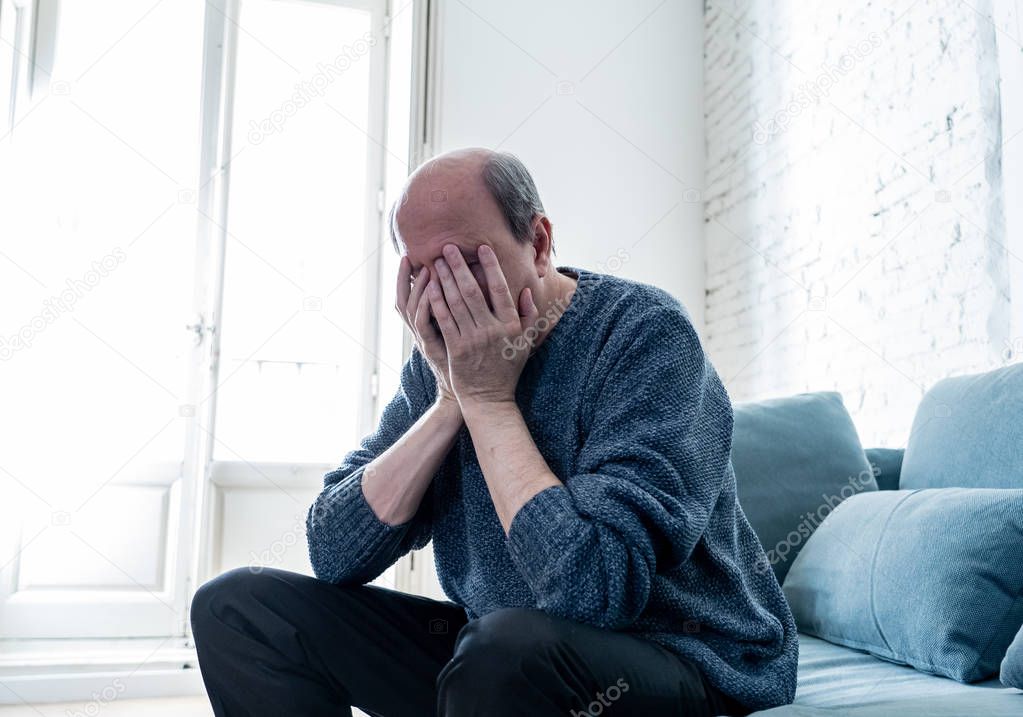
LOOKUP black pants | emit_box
[191,567,748,717]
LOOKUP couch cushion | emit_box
[900,364,1023,489]
[748,634,1019,716]
[1002,626,1023,689]
[864,448,904,491]
[731,391,876,584]
[783,488,1023,683]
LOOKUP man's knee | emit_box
[190,566,266,639]
[466,607,564,655]
[441,608,565,686]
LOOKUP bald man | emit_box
[191,149,798,717]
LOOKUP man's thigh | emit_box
[438,608,735,717]
[192,567,469,717]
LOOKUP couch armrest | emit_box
[864,448,905,490]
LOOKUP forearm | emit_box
[460,399,561,533]
[362,397,463,525]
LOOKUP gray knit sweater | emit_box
[307,267,798,711]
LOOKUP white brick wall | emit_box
[703,0,1017,446]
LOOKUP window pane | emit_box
[214,0,376,463]
[376,0,415,411]
[0,1,201,523]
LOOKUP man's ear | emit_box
[530,215,554,277]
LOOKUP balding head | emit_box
[389,149,546,254]
[388,149,555,317]
[389,149,575,350]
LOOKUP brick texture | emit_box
[703,0,1014,446]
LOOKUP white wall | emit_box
[404,0,705,600]
[431,0,706,329]
[703,0,1020,447]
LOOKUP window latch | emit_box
[185,314,215,346]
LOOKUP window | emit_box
[0,0,420,646]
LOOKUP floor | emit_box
[0,697,373,716]
[0,697,213,716]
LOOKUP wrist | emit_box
[458,396,518,421]
[432,395,464,424]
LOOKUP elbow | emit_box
[305,503,351,585]
[539,554,651,630]
[307,538,365,586]
[306,529,342,584]
[543,589,643,631]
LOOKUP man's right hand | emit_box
[396,256,459,408]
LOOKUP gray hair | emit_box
[388,151,546,251]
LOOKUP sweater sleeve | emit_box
[505,306,734,629]
[306,349,436,585]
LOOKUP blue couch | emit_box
[731,366,1023,716]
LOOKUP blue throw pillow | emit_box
[730,392,877,584]
[1003,627,1023,689]
[901,364,1023,489]
[783,488,1023,682]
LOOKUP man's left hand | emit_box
[427,243,539,406]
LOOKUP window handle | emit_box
[185,314,215,346]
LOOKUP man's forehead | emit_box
[401,230,486,267]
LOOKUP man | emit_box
[191,149,798,717]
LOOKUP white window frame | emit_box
[0,0,435,703]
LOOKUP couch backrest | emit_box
[900,363,1023,489]
[731,391,876,585]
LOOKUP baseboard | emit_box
[0,667,205,706]
[0,640,205,706]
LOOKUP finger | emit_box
[427,281,460,344]
[405,265,429,320]
[477,244,518,322]
[441,244,489,321]
[518,286,539,323]
[414,280,448,346]
[433,257,476,330]
[396,255,412,316]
